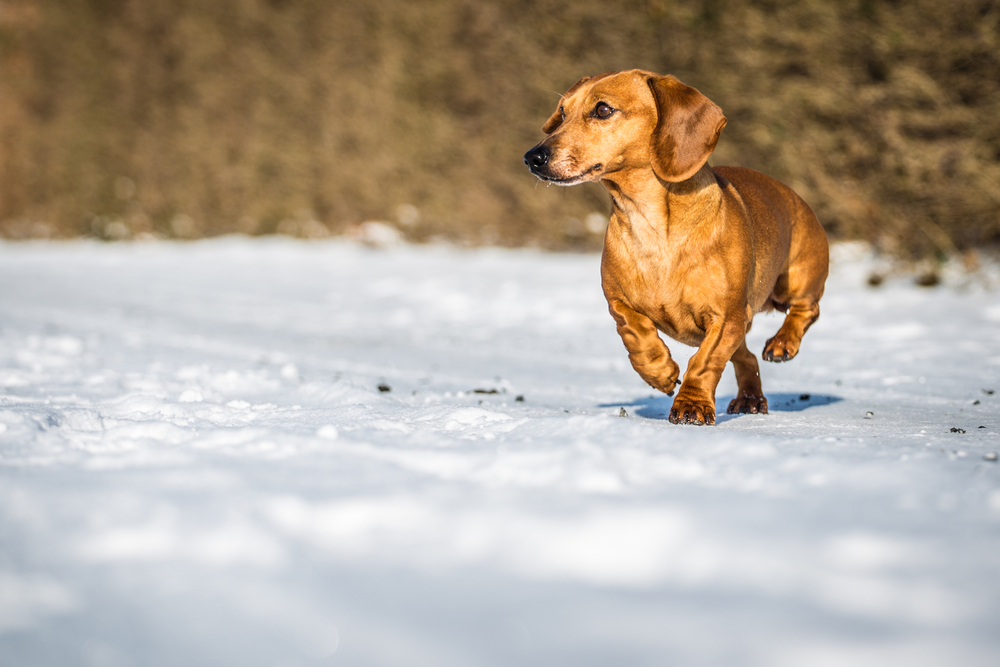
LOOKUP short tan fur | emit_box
[525,70,829,425]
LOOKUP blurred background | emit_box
[1,0,998,259]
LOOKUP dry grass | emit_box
[1,0,998,258]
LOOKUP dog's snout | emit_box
[524,145,550,172]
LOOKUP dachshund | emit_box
[524,70,829,425]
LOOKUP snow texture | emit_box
[1,237,998,667]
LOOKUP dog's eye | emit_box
[559,106,565,120]
[594,102,615,119]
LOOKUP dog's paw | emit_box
[762,335,799,363]
[727,393,769,415]
[668,398,716,425]
[647,377,678,396]
[641,359,680,396]
[658,376,678,397]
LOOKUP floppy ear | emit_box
[647,75,727,182]
[541,76,592,134]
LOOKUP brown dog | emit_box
[524,70,829,425]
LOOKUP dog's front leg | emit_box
[670,316,746,425]
[608,299,680,396]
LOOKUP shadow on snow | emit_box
[600,393,843,421]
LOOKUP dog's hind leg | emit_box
[728,339,768,414]
[762,283,820,362]
[762,208,829,363]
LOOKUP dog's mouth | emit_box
[532,163,604,186]
[524,145,604,185]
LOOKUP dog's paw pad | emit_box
[727,394,769,415]
[763,336,798,363]
[668,399,716,426]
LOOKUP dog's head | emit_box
[524,70,727,186]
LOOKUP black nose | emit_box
[523,145,549,172]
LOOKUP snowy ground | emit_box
[1,236,998,667]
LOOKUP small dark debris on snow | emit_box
[983,389,995,395]
[473,388,499,394]
[865,411,874,419]
[983,452,998,462]
[979,425,986,429]
[950,427,966,434]
[619,407,628,418]
[799,394,811,401]
[973,400,980,405]
[914,271,939,287]
[867,272,884,287]
[377,383,391,392]
[515,395,524,402]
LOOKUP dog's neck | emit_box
[601,165,721,246]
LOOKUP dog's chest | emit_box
[604,242,710,346]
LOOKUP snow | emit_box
[0,236,998,667]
